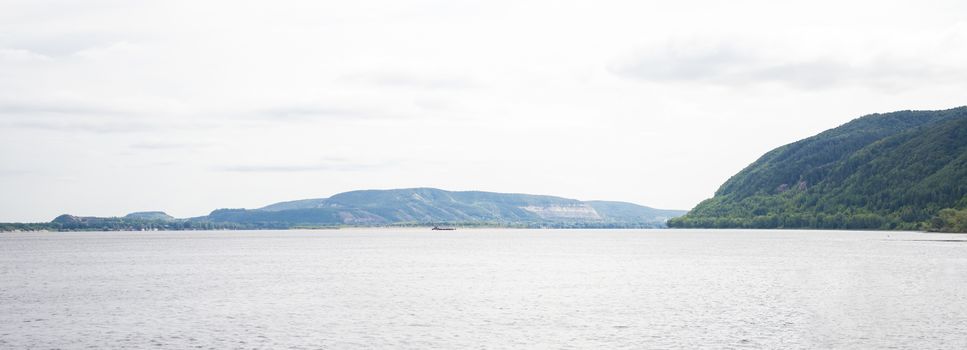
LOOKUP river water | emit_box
[1,229,966,349]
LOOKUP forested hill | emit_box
[669,107,967,232]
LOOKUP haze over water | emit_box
[2,229,966,349]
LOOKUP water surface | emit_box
[1,229,966,349]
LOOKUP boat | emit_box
[431,226,456,231]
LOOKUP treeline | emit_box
[668,192,967,232]
[1,219,667,232]
[389,221,667,229]
[668,212,920,230]
[927,208,967,233]
[0,220,314,232]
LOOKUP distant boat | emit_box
[431,226,456,231]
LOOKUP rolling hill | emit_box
[211,188,684,228]
[1,188,684,231]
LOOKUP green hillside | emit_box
[124,211,175,221]
[669,107,967,231]
[258,198,329,211]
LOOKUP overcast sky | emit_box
[1,0,966,221]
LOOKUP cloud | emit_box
[611,43,967,91]
[129,141,211,150]
[0,100,212,133]
[0,102,124,117]
[611,44,751,82]
[5,36,120,59]
[2,119,157,133]
[0,48,53,62]
[216,159,395,173]
[2,117,218,134]
[70,41,145,60]
[338,71,478,90]
[246,100,429,122]
[256,106,378,120]
[0,168,34,177]
[0,112,211,134]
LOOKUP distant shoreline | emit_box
[4,226,951,233]
[0,222,672,233]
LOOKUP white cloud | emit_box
[0,48,52,62]
[217,159,395,173]
[611,40,967,91]
[338,71,479,90]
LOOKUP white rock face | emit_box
[519,205,602,220]
[337,211,384,224]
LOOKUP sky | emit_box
[1,0,966,221]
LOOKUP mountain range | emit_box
[207,188,684,228]
[4,188,684,231]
